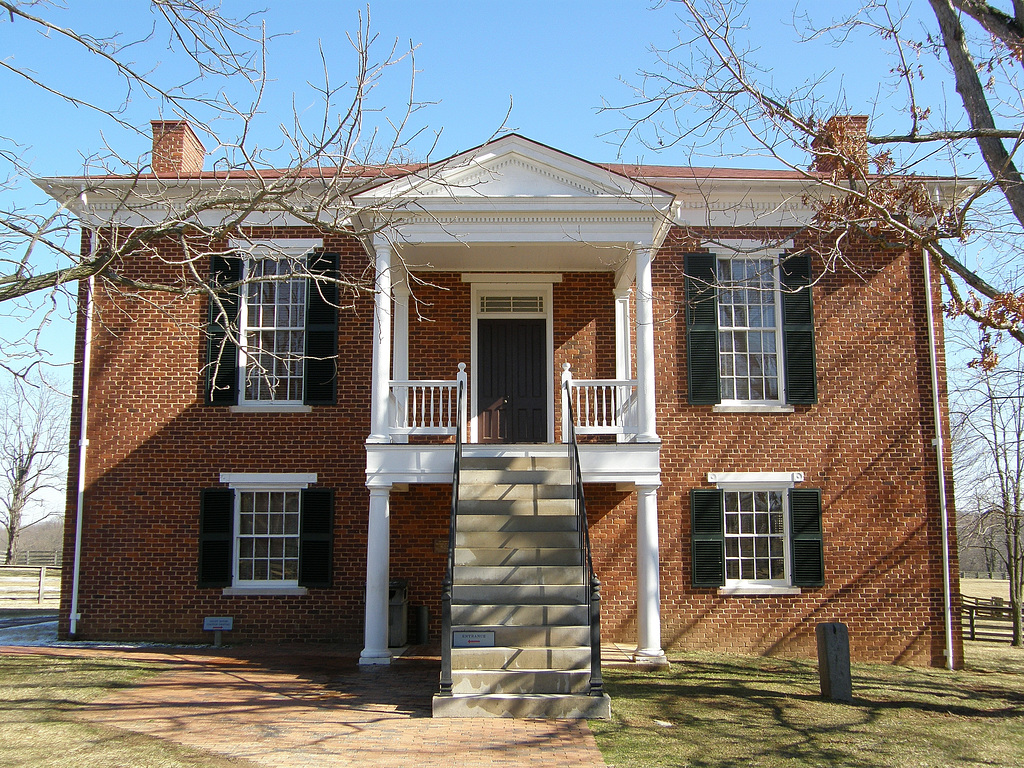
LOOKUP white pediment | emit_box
[355,134,670,204]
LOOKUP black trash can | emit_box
[388,579,408,647]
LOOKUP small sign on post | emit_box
[203,616,233,647]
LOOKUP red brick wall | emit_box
[638,227,961,666]
[60,225,960,665]
[61,229,374,643]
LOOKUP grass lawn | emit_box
[592,642,1024,768]
[0,653,255,768]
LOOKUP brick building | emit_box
[38,121,962,712]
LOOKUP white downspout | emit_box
[69,261,96,638]
[923,246,955,671]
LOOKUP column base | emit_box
[632,647,670,667]
[358,648,393,666]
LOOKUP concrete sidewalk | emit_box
[2,643,610,768]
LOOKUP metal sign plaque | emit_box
[453,630,495,648]
[203,616,234,631]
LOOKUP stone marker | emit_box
[816,621,852,702]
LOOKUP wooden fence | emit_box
[962,595,1016,643]
[0,565,61,603]
[14,550,62,567]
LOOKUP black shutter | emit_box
[691,489,725,587]
[685,253,721,405]
[304,251,339,405]
[199,488,234,588]
[789,488,824,588]
[206,253,241,405]
[781,253,817,404]
[299,488,334,588]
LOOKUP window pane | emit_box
[722,486,789,586]
[717,257,781,402]
[241,256,306,403]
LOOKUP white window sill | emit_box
[713,404,795,414]
[229,404,312,414]
[222,586,308,597]
[718,585,802,596]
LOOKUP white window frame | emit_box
[708,471,803,596]
[230,239,322,409]
[219,472,316,596]
[709,242,793,413]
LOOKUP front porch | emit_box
[353,136,671,713]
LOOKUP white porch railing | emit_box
[561,363,639,438]
[388,363,468,441]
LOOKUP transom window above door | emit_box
[479,295,545,314]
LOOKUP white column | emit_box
[634,244,659,442]
[368,238,393,443]
[360,485,392,665]
[392,275,410,444]
[614,287,633,382]
[635,483,666,664]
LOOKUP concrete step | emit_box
[455,547,582,567]
[451,645,590,670]
[453,565,583,585]
[457,497,575,516]
[451,624,590,646]
[452,584,587,605]
[458,483,574,501]
[451,603,589,626]
[461,456,570,471]
[460,469,571,486]
[456,514,577,533]
[451,669,589,695]
[432,692,611,719]
[455,530,579,549]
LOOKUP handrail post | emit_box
[589,575,604,696]
[440,575,453,695]
[456,363,468,444]
[561,363,572,444]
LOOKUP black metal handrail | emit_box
[438,378,465,696]
[563,380,604,697]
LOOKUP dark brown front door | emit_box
[478,318,547,443]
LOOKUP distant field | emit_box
[961,578,1011,601]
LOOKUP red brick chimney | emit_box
[811,115,869,175]
[151,120,205,175]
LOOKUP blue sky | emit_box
[2,0,960,374]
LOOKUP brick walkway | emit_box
[4,644,609,768]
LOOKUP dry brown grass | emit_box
[592,642,1024,768]
[0,653,256,768]
[961,578,1011,601]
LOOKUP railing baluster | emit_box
[563,379,639,436]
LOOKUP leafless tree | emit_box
[1,1,461,380]
[614,0,1024,364]
[0,376,68,565]
[951,331,1024,643]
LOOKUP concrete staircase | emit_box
[432,453,610,718]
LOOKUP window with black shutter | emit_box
[199,488,234,587]
[684,253,720,405]
[206,254,241,405]
[781,253,817,404]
